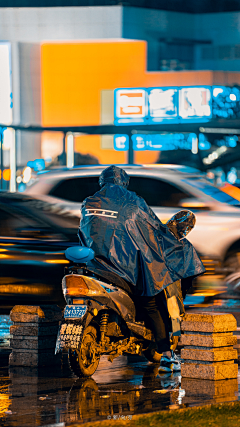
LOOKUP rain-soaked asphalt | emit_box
[0,297,240,427]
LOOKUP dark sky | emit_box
[1,0,240,12]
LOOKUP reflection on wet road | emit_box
[0,316,12,348]
[0,352,238,427]
[69,357,182,424]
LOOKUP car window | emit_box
[128,177,193,207]
[49,177,100,202]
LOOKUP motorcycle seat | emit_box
[87,263,134,296]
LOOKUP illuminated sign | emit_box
[113,134,129,151]
[132,135,147,150]
[179,87,212,122]
[146,134,176,151]
[114,88,147,124]
[114,133,211,151]
[114,86,213,125]
[135,134,196,151]
[0,42,12,125]
[148,87,178,123]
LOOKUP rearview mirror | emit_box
[166,210,196,240]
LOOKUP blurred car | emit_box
[0,192,80,311]
[24,164,240,288]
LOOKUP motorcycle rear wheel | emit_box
[68,325,100,377]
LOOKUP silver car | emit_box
[24,164,240,287]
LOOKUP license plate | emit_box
[64,305,87,319]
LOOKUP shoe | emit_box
[170,351,182,371]
[158,356,173,373]
[158,352,181,373]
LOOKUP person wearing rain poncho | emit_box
[78,165,205,371]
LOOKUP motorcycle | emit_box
[55,210,195,377]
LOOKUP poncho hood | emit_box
[99,165,130,188]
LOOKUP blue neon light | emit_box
[114,86,214,125]
[113,132,213,152]
[131,133,200,151]
[27,159,45,171]
[132,135,146,150]
[114,88,148,125]
[147,87,178,124]
[178,86,212,122]
[113,133,213,152]
[113,134,129,151]
[213,86,240,119]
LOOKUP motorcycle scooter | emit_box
[55,210,195,377]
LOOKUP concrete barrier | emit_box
[9,305,62,367]
[180,312,238,380]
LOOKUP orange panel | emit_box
[41,41,147,127]
[135,151,160,164]
[75,135,126,164]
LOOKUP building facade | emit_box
[1,5,240,167]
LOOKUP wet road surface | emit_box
[0,298,240,427]
[0,353,239,427]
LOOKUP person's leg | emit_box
[139,294,181,371]
[155,291,181,371]
[140,295,171,354]
[155,291,172,357]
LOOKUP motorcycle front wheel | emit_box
[68,325,100,377]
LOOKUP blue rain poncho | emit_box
[78,166,205,297]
